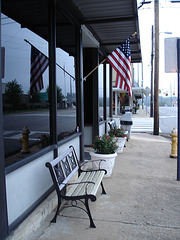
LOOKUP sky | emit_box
[1,14,76,96]
[137,0,180,97]
[1,1,180,97]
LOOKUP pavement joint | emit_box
[55,214,180,230]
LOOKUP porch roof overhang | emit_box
[132,86,146,98]
[1,0,141,63]
[113,88,128,93]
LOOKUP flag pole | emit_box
[24,39,76,80]
[83,58,107,81]
[130,32,137,39]
[83,32,137,81]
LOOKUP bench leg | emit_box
[101,182,106,195]
[85,198,96,228]
[51,196,61,223]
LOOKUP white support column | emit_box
[115,91,118,115]
[118,95,120,115]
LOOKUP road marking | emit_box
[131,118,161,133]
[4,131,49,141]
[159,116,177,118]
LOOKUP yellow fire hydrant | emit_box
[170,127,177,158]
[19,126,30,153]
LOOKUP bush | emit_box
[91,133,118,154]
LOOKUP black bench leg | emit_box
[85,198,96,228]
[101,182,106,195]
[51,196,61,223]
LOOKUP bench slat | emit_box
[66,171,92,196]
[86,171,103,194]
[90,171,105,196]
[66,171,105,197]
[76,171,96,196]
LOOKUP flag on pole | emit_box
[107,39,132,97]
[30,45,49,95]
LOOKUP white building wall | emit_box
[6,136,80,226]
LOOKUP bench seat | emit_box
[66,170,105,197]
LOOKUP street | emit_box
[3,109,76,158]
[144,106,177,134]
[3,106,178,158]
[159,106,177,134]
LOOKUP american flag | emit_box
[107,39,132,97]
[30,46,49,95]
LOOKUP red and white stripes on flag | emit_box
[30,46,49,95]
[106,39,132,97]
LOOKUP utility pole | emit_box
[154,0,159,135]
[150,25,154,117]
[141,62,144,109]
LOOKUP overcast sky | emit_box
[137,0,180,96]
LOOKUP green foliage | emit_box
[28,90,40,103]
[38,134,50,149]
[57,86,64,103]
[91,133,118,154]
[38,130,76,148]
[5,79,23,107]
[46,85,64,103]
[108,126,127,138]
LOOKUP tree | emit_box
[57,86,64,103]
[5,79,23,107]
[46,85,64,103]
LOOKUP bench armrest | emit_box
[80,159,106,170]
[80,159,106,166]
[79,159,107,175]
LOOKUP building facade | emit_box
[0,1,141,239]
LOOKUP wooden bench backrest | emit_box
[46,146,79,191]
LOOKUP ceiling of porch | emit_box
[1,0,141,63]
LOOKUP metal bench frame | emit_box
[108,118,117,129]
[45,146,107,228]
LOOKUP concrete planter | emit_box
[116,137,126,153]
[90,151,117,177]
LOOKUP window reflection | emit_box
[56,57,76,140]
[2,14,76,167]
[2,14,50,166]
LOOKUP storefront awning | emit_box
[2,0,141,62]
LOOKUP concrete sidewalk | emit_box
[114,108,154,133]
[26,132,180,240]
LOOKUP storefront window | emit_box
[56,55,76,140]
[2,14,76,167]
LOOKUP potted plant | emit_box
[108,126,127,153]
[90,133,118,177]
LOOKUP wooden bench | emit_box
[45,146,107,228]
